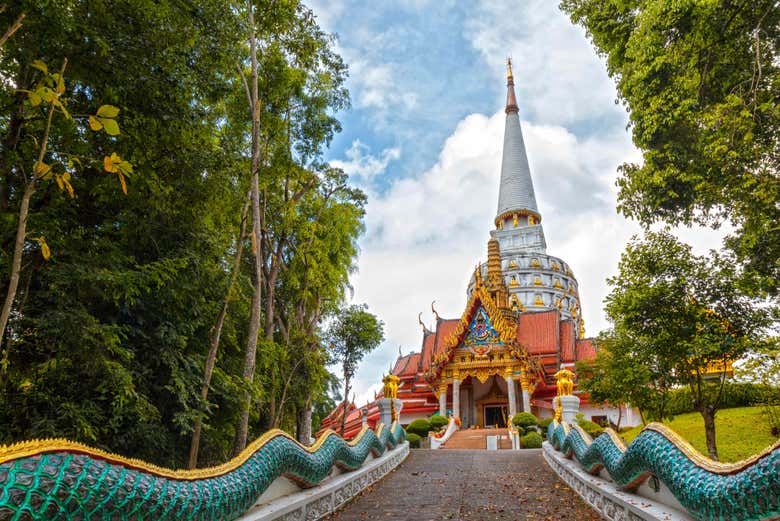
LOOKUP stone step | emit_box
[441,428,513,450]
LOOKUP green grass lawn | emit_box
[621,406,778,462]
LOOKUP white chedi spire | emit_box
[492,58,546,255]
[497,58,539,219]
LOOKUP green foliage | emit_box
[621,406,778,463]
[520,431,542,449]
[575,414,604,438]
[602,231,773,458]
[664,383,780,416]
[0,0,360,468]
[428,415,449,432]
[539,417,554,438]
[404,432,421,449]
[405,419,431,438]
[511,412,538,433]
[560,0,780,296]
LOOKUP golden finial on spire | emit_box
[507,56,514,81]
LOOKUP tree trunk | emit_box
[188,193,250,469]
[233,0,263,457]
[0,181,35,360]
[296,395,312,445]
[264,253,281,427]
[340,376,351,437]
[0,68,60,363]
[616,404,623,430]
[700,406,719,460]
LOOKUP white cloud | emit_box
[330,140,401,184]
[465,0,624,128]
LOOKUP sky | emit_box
[307,0,730,406]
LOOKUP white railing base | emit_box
[239,441,409,521]
[543,442,694,521]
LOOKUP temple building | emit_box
[320,62,635,438]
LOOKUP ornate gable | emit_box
[463,307,502,356]
[425,285,517,383]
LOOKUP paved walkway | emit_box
[326,449,601,521]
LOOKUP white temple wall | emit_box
[578,404,641,428]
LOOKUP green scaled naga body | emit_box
[547,420,780,521]
[0,422,406,520]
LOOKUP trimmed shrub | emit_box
[512,412,538,433]
[575,414,604,438]
[538,417,554,438]
[406,418,431,438]
[429,415,449,432]
[520,431,543,448]
[405,432,421,448]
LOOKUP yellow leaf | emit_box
[33,161,51,178]
[103,155,115,173]
[57,74,65,94]
[31,60,48,74]
[101,117,120,136]
[27,90,42,106]
[18,379,33,392]
[34,236,51,261]
[89,116,103,131]
[63,178,75,198]
[55,174,64,191]
[118,172,127,195]
[118,160,133,176]
[97,105,120,118]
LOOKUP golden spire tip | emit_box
[507,56,513,80]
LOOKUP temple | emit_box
[321,61,629,438]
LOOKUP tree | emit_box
[0,0,247,466]
[560,0,780,296]
[577,330,674,427]
[326,304,384,436]
[230,0,349,454]
[604,231,771,459]
[0,59,131,365]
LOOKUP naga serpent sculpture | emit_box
[547,420,779,521]
[0,422,406,520]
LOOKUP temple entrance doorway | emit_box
[484,405,508,428]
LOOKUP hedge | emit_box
[664,383,780,417]
[520,431,543,448]
[405,418,431,437]
[575,414,604,437]
[511,412,538,433]
[405,432,421,448]
[429,415,449,432]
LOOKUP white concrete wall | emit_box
[578,404,641,428]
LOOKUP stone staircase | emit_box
[441,428,513,450]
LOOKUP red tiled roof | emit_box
[392,353,421,378]
[560,320,575,363]
[419,332,436,372]
[517,310,559,355]
[433,319,459,358]
[576,338,596,360]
